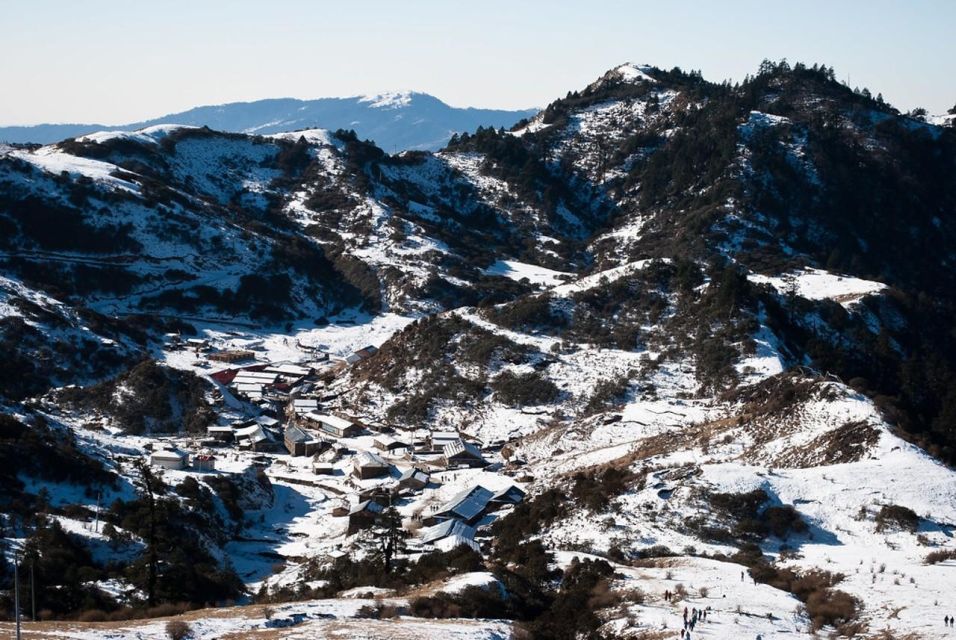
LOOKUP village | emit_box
[146,331,527,582]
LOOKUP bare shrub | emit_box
[166,620,192,640]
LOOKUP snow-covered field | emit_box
[748,267,887,306]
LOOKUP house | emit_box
[311,460,334,475]
[193,454,216,471]
[430,430,461,452]
[347,500,384,535]
[421,519,476,546]
[303,412,361,438]
[397,468,430,491]
[235,424,280,452]
[442,440,487,468]
[208,350,255,363]
[149,449,189,470]
[284,424,323,457]
[264,363,313,378]
[373,435,409,454]
[491,484,526,506]
[345,345,379,364]
[290,398,320,416]
[352,451,390,480]
[435,534,481,553]
[426,485,496,526]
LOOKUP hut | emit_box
[352,451,390,480]
[397,468,430,491]
[347,500,384,535]
[284,424,323,457]
[442,440,487,468]
[304,412,361,438]
[149,449,188,470]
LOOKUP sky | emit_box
[1,0,954,125]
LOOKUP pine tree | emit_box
[361,506,408,574]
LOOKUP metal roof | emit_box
[435,534,480,553]
[443,440,484,460]
[284,425,316,443]
[421,519,476,544]
[306,412,354,430]
[354,451,389,468]
[439,485,495,522]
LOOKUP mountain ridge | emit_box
[0,92,538,151]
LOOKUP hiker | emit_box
[741,571,745,582]
[946,616,950,626]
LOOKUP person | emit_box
[946,616,950,626]
[741,571,745,582]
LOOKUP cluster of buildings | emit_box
[151,336,524,556]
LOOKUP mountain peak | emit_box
[357,90,415,109]
[610,62,658,83]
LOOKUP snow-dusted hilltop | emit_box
[0,92,538,151]
[1,60,956,639]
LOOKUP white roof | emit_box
[235,425,270,443]
[444,440,484,460]
[354,451,389,468]
[264,364,312,376]
[234,373,278,384]
[307,412,354,430]
[150,449,187,460]
[207,426,234,433]
[432,431,460,441]
[234,383,265,392]
[435,535,480,553]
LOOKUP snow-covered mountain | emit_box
[2,61,956,639]
[0,92,537,151]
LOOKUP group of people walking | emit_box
[676,605,709,638]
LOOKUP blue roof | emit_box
[439,485,495,522]
[421,519,476,544]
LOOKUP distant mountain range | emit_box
[0,92,537,150]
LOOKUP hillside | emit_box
[1,60,955,639]
[0,93,538,152]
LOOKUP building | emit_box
[352,451,390,480]
[206,426,235,443]
[429,430,461,452]
[311,459,334,475]
[193,454,216,471]
[345,345,379,364]
[491,484,526,506]
[303,412,361,438]
[373,435,409,454]
[435,533,481,553]
[149,449,189,470]
[284,424,323,457]
[290,398,320,417]
[397,468,430,491]
[421,519,479,552]
[347,500,384,535]
[208,350,255,363]
[235,424,280,452]
[443,440,487,468]
[427,485,496,526]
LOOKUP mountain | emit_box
[1,61,956,639]
[0,92,538,151]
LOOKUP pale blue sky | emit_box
[1,0,953,125]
